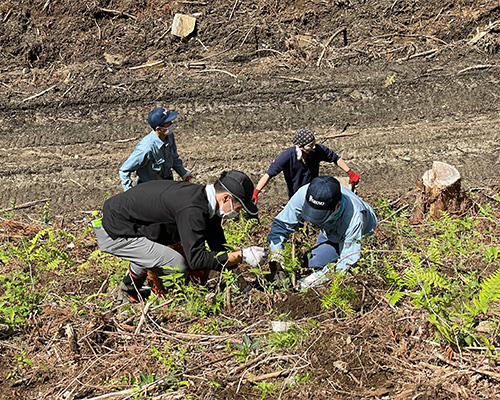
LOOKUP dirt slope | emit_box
[1,0,499,221]
[1,1,500,400]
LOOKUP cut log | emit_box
[171,14,196,38]
[410,161,462,223]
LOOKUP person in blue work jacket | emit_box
[119,107,193,191]
[267,176,377,289]
[252,128,359,203]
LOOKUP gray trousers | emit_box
[94,225,187,279]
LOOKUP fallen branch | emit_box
[435,353,500,382]
[228,0,240,20]
[197,69,238,78]
[322,132,359,140]
[255,48,289,58]
[247,369,291,382]
[61,85,74,98]
[0,198,50,213]
[81,388,133,400]
[277,76,310,83]
[317,27,346,67]
[116,137,140,143]
[468,20,500,45]
[3,9,12,23]
[98,8,137,20]
[135,295,158,334]
[458,64,499,74]
[377,204,410,224]
[22,85,56,102]
[228,352,271,375]
[129,60,163,70]
[399,48,439,62]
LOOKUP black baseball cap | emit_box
[217,170,258,217]
[301,176,342,225]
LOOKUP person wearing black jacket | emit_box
[93,170,268,303]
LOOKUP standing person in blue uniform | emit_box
[267,176,377,289]
[252,128,359,203]
[119,107,193,191]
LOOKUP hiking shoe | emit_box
[147,268,167,297]
[117,281,151,304]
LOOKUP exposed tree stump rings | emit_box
[422,161,461,218]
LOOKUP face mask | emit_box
[218,198,238,219]
[324,201,344,225]
[164,124,174,135]
[158,124,174,136]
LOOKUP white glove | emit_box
[242,246,269,267]
[270,249,285,264]
[297,266,331,290]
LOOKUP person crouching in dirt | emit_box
[93,170,268,303]
[252,128,360,204]
[119,107,193,191]
[267,176,377,290]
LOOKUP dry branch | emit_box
[82,389,134,400]
[228,352,271,375]
[0,198,50,213]
[129,60,163,70]
[277,76,310,83]
[399,48,439,62]
[98,8,137,20]
[135,295,158,334]
[436,353,500,382]
[322,132,359,140]
[197,69,238,78]
[247,368,291,382]
[317,27,346,67]
[458,64,499,74]
[22,85,56,102]
[468,20,500,45]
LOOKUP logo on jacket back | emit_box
[308,195,325,207]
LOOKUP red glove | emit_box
[184,175,193,182]
[347,169,359,185]
[252,188,260,204]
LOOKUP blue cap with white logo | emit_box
[301,176,342,225]
[147,107,178,129]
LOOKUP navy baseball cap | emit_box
[147,107,178,129]
[301,176,342,225]
[217,170,258,217]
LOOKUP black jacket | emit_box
[102,180,228,270]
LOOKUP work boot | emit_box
[117,274,151,304]
[147,268,167,297]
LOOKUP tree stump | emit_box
[410,162,461,223]
[171,14,196,38]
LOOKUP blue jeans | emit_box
[303,231,340,270]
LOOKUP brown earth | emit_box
[1,0,500,399]
[1,0,499,222]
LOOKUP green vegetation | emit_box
[0,194,499,398]
[363,199,500,349]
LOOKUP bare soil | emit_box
[1,0,500,399]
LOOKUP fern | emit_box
[386,291,405,306]
[472,268,500,315]
[419,270,449,290]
